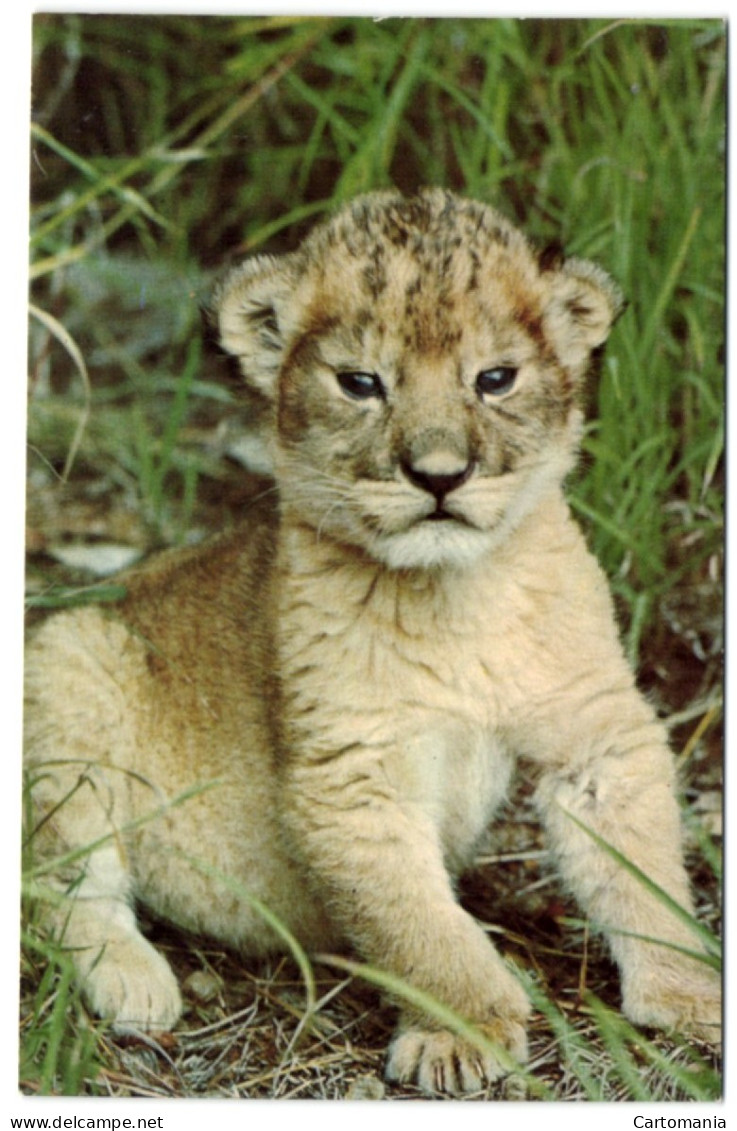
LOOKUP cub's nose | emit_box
[401,452,474,502]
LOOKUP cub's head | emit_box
[215,189,622,570]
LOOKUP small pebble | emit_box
[184,969,222,1003]
[501,1073,528,1101]
[345,1074,386,1100]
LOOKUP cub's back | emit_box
[25,493,280,786]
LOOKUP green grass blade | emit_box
[30,124,171,241]
[586,992,721,1101]
[174,851,316,1015]
[586,994,655,1100]
[519,973,605,1100]
[562,810,721,961]
[316,952,550,1098]
[638,206,702,360]
[25,585,129,611]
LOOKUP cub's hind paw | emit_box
[81,934,182,1033]
[386,1019,528,1096]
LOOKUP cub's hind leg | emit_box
[24,609,182,1032]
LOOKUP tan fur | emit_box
[24,189,720,1095]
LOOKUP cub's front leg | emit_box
[533,696,721,1048]
[282,751,529,1096]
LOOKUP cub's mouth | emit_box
[421,507,479,530]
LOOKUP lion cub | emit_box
[25,189,720,1095]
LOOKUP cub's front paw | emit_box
[386,1017,528,1096]
[81,934,182,1033]
[623,963,721,1050]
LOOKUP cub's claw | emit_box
[386,1019,528,1096]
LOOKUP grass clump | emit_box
[20,926,106,1096]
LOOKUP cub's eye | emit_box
[476,366,518,399]
[337,371,385,401]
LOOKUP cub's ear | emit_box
[213,253,299,397]
[542,256,625,367]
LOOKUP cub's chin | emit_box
[369,516,497,571]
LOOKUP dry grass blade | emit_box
[28,303,90,481]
